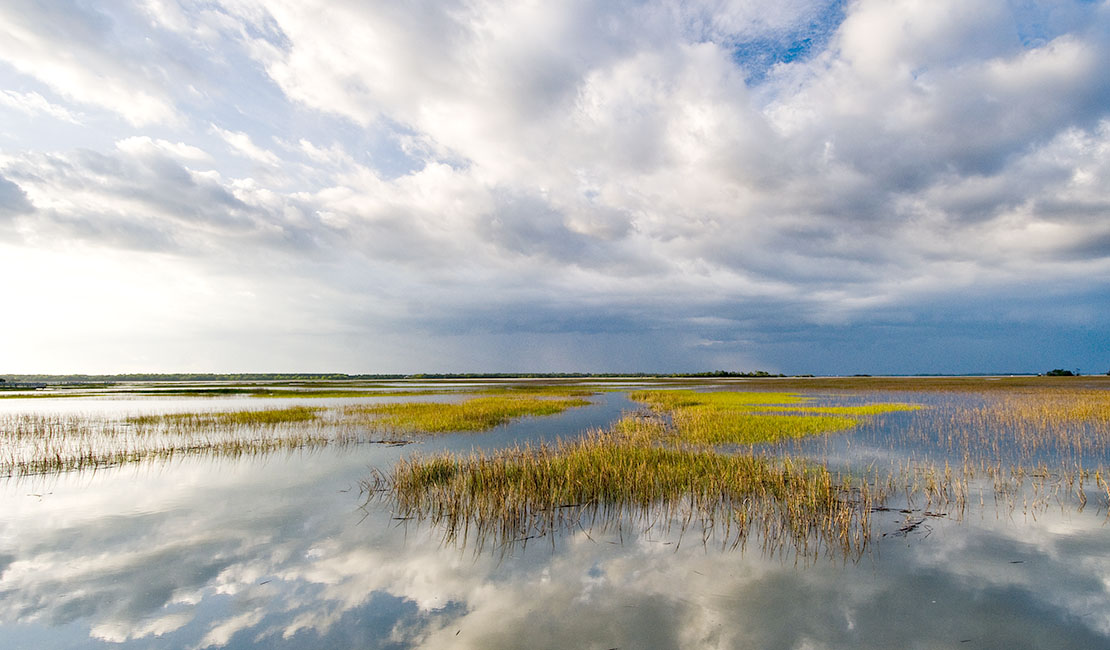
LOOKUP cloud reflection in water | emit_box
[1,447,1109,649]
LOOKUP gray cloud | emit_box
[0,147,339,256]
[0,175,33,219]
[1,0,1108,373]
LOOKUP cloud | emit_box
[1,0,1108,372]
[0,1,179,125]
[210,125,281,166]
[5,450,1110,648]
[0,145,327,255]
[0,175,34,219]
[115,136,211,161]
[0,89,82,124]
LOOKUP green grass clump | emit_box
[478,385,601,397]
[671,410,860,444]
[128,406,324,428]
[376,416,876,556]
[2,395,595,477]
[759,404,923,416]
[628,390,808,410]
[1,409,351,478]
[348,395,591,433]
[127,388,444,398]
[629,390,919,445]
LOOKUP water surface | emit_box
[2,386,1109,648]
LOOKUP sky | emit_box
[0,0,1108,375]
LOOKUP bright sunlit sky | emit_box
[1,0,1108,375]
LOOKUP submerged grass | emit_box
[0,394,594,477]
[10,387,449,399]
[347,395,592,433]
[1,411,356,477]
[127,406,324,428]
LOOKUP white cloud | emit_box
[0,0,1107,372]
[210,125,281,166]
[115,136,211,161]
[0,89,82,123]
[0,1,179,125]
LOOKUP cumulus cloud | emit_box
[1,0,1108,372]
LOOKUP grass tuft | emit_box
[373,415,877,557]
[346,395,591,433]
[629,390,919,444]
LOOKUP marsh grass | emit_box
[630,390,920,445]
[0,411,360,477]
[127,406,324,428]
[369,390,929,556]
[899,388,1110,466]
[629,390,808,409]
[478,385,603,397]
[759,404,923,416]
[9,387,449,399]
[345,395,592,433]
[675,375,1110,392]
[0,394,594,477]
[9,379,1110,550]
[372,416,877,558]
[371,386,1110,556]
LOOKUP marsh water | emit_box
[2,385,1109,649]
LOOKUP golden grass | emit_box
[759,404,923,416]
[671,410,860,444]
[373,416,877,557]
[8,379,1110,550]
[629,390,920,445]
[345,395,591,433]
[670,375,1110,392]
[898,388,1110,465]
[127,406,324,428]
[628,390,808,409]
[371,390,934,555]
[0,395,593,477]
[0,411,355,477]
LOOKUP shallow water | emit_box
[1,387,1109,648]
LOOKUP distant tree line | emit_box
[2,370,791,383]
[671,370,786,378]
[0,373,406,383]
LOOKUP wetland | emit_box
[2,376,1109,648]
